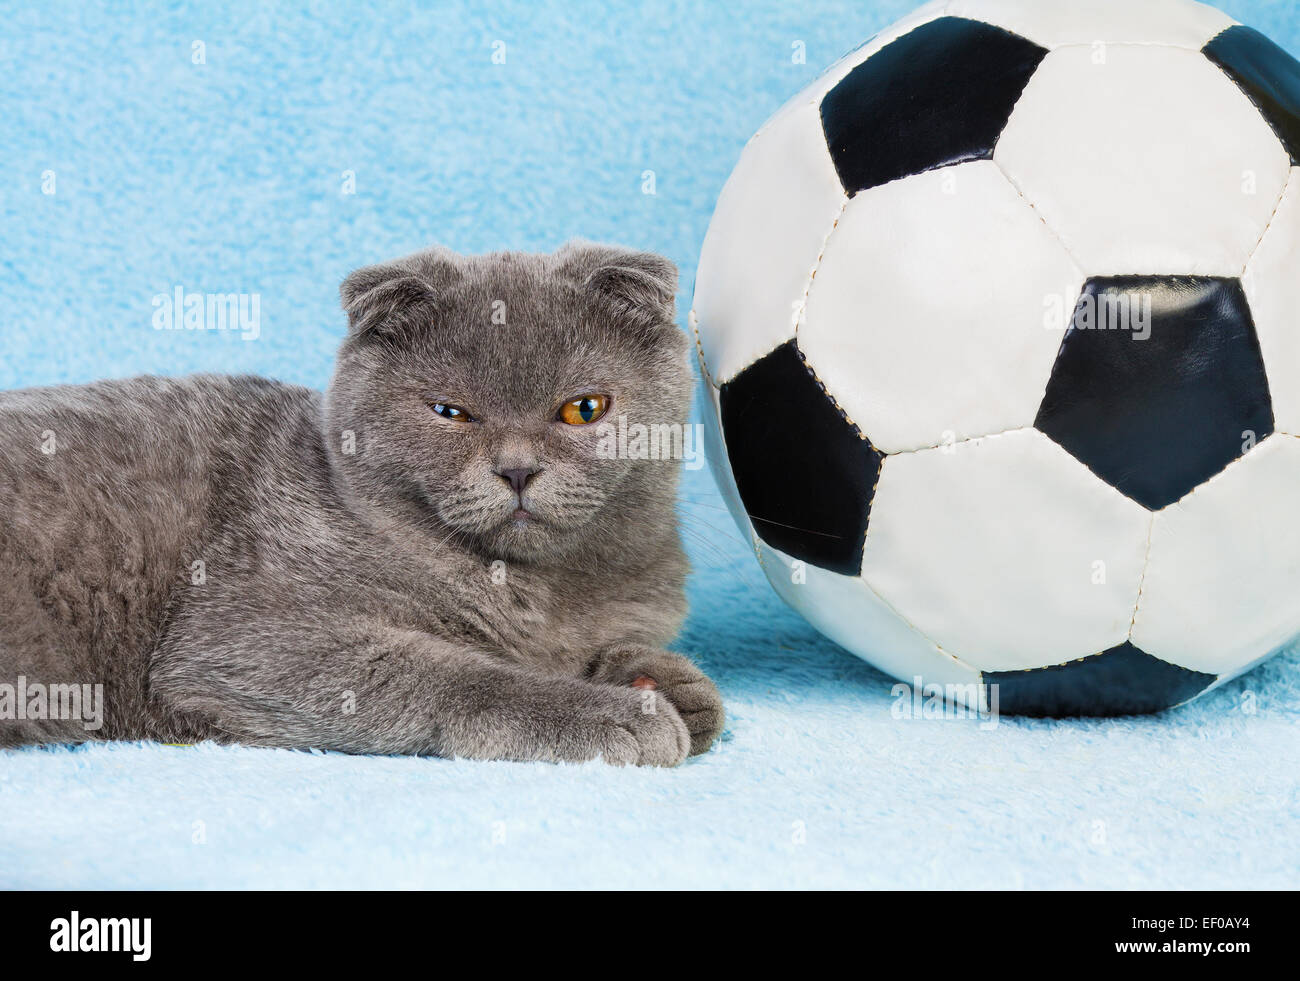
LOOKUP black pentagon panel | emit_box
[986,642,1217,718]
[819,17,1048,195]
[1205,25,1300,165]
[1035,277,1273,511]
[719,340,882,575]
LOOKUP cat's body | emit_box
[0,243,722,764]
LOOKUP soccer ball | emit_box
[691,0,1300,716]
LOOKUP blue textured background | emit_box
[1,0,1298,889]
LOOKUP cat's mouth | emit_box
[507,496,548,528]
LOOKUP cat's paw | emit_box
[591,645,724,757]
[587,688,689,767]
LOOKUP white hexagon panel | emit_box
[799,161,1082,454]
[1132,436,1300,677]
[995,43,1291,276]
[1244,168,1300,435]
[947,0,1237,50]
[692,97,845,387]
[756,540,986,711]
[861,429,1151,673]
[693,0,1300,716]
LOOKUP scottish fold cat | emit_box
[0,242,722,765]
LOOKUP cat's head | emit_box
[325,241,691,565]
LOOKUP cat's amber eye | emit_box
[557,394,610,426]
[430,402,475,423]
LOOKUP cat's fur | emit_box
[0,241,722,765]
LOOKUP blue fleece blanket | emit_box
[1,0,1297,889]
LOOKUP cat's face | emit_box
[325,243,691,564]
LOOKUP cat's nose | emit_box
[496,467,540,494]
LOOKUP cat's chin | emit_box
[483,529,562,564]
[436,499,599,564]
[468,510,557,560]
[484,507,608,565]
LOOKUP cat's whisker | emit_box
[674,506,751,550]
[677,527,751,576]
[674,515,765,583]
[675,497,738,516]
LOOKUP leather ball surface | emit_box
[691,0,1300,716]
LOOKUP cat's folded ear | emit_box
[340,247,462,342]
[555,241,678,322]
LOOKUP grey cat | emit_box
[0,242,723,766]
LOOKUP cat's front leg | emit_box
[588,644,724,757]
[429,654,693,767]
[153,625,690,766]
